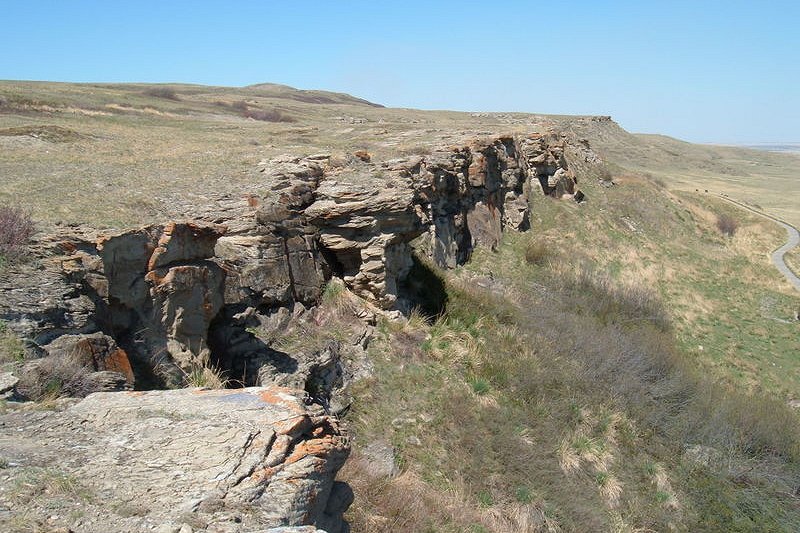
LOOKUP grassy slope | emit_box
[341,173,800,531]
[561,119,800,227]
[526,177,799,398]
[337,122,800,531]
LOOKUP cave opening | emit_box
[399,252,448,318]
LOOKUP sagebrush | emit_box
[0,205,34,264]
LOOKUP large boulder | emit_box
[0,386,351,533]
[43,331,134,384]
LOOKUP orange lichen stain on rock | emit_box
[285,440,331,466]
[104,348,135,383]
[353,150,371,162]
[146,222,177,271]
[59,241,77,253]
[257,387,305,412]
[274,415,311,436]
[284,431,345,465]
[124,391,146,397]
[250,466,278,483]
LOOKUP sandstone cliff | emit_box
[0,128,598,531]
[0,131,591,387]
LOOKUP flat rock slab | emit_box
[0,372,18,395]
[0,386,350,533]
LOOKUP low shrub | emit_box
[716,213,739,237]
[523,240,550,266]
[0,205,34,265]
[0,321,26,363]
[142,86,180,100]
[243,108,295,123]
[223,100,295,122]
[16,355,94,401]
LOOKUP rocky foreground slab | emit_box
[0,386,350,533]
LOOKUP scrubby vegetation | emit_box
[15,353,93,401]
[221,99,296,122]
[340,172,800,531]
[0,205,34,267]
[0,321,25,365]
[341,252,800,531]
[142,86,180,100]
[179,364,232,389]
[716,213,740,237]
[524,240,551,266]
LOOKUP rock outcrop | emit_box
[0,131,591,387]
[0,386,350,533]
[0,129,599,530]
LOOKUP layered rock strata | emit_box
[0,129,599,531]
[0,132,591,387]
[0,386,351,533]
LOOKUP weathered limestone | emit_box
[519,133,579,198]
[0,132,590,391]
[146,262,225,369]
[0,386,351,533]
[0,372,18,398]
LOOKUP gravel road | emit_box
[719,195,800,292]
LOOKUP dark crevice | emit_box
[282,237,299,302]
[398,253,448,318]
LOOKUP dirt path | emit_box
[719,195,800,292]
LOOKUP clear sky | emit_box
[2,1,798,143]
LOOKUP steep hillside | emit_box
[340,157,800,532]
[560,117,800,227]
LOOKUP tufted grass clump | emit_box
[16,354,94,401]
[0,321,26,364]
[181,364,231,389]
[523,239,551,266]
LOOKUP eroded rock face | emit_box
[90,222,229,378]
[0,129,598,532]
[1,132,592,384]
[520,133,586,199]
[0,386,351,533]
[296,132,577,308]
[0,131,589,388]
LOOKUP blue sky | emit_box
[1,1,798,143]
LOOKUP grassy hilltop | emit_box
[2,81,800,531]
